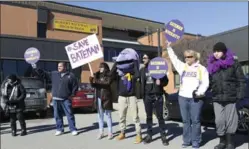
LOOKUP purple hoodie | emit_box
[207,49,235,75]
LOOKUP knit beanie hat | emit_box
[213,42,227,54]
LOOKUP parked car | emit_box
[20,77,47,117]
[163,74,249,134]
[71,83,96,112]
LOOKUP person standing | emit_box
[207,42,245,149]
[90,62,114,140]
[167,42,210,149]
[32,62,79,136]
[1,74,27,136]
[110,56,142,144]
[140,53,169,146]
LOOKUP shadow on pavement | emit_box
[201,127,248,148]
[76,122,119,135]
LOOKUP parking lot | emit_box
[1,102,248,149]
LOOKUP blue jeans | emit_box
[97,98,112,134]
[53,99,77,132]
[178,96,204,147]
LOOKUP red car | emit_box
[71,83,96,112]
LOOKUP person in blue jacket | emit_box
[32,62,79,136]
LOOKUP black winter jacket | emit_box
[1,79,26,112]
[210,61,246,103]
[140,66,168,98]
[90,71,113,111]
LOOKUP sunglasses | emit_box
[143,57,148,59]
[185,56,194,59]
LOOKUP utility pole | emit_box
[157,28,161,57]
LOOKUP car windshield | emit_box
[79,83,94,91]
[21,78,44,89]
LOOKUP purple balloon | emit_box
[24,47,40,64]
[165,19,184,43]
[148,57,168,79]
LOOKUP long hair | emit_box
[96,62,110,77]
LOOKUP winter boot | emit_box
[214,135,226,149]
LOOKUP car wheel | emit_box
[163,104,170,120]
[237,108,249,134]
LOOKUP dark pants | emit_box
[53,99,77,132]
[144,94,165,134]
[9,111,26,132]
[178,96,204,147]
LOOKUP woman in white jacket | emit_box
[167,42,209,149]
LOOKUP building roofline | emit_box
[137,30,204,40]
[202,25,248,39]
[0,1,103,20]
[51,1,165,25]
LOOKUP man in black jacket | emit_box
[140,53,169,146]
[1,74,26,136]
[32,62,79,136]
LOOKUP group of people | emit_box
[0,41,246,149]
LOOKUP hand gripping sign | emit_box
[148,57,168,79]
[164,19,184,43]
[24,47,40,64]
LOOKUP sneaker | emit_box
[134,134,142,144]
[71,131,78,136]
[55,131,63,136]
[97,133,104,140]
[107,134,113,140]
[116,132,125,140]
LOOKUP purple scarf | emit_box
[207,49,235,75]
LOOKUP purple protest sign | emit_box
[24,47,40,64]
[148,57,168,79]
[165,19,184,43]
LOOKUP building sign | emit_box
[53,19,98,34]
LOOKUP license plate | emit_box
[87,95,94,98]
[26,93,31,98]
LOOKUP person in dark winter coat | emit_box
[0,74,26,136]
[32,62,79,136]
[140,53,169,146]
[90,62,114,140]
[207,42,246,149]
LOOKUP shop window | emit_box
[17,60,31,77]
[37,23,47,38]
[3,60,17,79]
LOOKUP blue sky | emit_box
[63,2,248,36]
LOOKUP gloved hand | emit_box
[31,63,37,69]
[193,90,205,99]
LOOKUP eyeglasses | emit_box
[185,56,194,59]
[143,57,148,59]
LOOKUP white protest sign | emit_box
[65,34,103,69]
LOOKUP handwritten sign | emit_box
[24,47,40,64]
[65,34,103,69]
[165,19,184,43]
[148,57,168,79]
